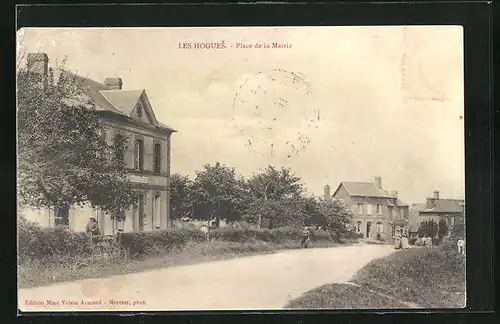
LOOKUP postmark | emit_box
[231,69,317,159]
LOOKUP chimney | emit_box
[104,77,123,90]
[26,52,49,91]
[374,176,382,189]
[324,185,331,200]
[433,190,440,200]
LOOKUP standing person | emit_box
[394,229,402,249]
[401,233,409,250]
[85,217,100,236]
[301,226,311,248]
[457,238,465,255]
[85,217,101,245]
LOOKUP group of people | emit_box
[394,232,410,250]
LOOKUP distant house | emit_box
[409,190,465,235]
[331,176,409,240]
[20,52,177,235]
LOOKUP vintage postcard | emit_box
[17,26,465,312]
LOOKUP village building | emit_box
[331,176,409,240]
[19,52,176,235]
[408,190,465,236]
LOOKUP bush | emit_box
[18,216,352,263]
[207,227,337,244]
[18,217,93,264]
[120,228,206,259]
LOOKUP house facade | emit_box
[331,176,409,240]
[408,190,465,235]
[19,53,176,235]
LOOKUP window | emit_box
[137,192,145,231]
[357,203,364,214]
[376,222,383,234]
[134,139,144,171]
[137,102,143,118]
[377,204,383,215]
[153,143,161,174]
[356,221,362,233]
[399,209,405,219]
[153,194,161,229]
[366,204,373,215]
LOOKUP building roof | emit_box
[419,199,464,214]
[58,70,176,132]
[100,90,145,116]
[340,182,395,199]
[334,181,409,207]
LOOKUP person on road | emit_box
[301,226,312,248]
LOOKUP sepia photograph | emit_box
[16,26,465,311]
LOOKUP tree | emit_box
[315,198,352,235]
[438,218,449,239]
[190,162,247,222]
[418,219,439,238]
[247,165,304,228]
[170,173,194,220]
[17,64,136,225]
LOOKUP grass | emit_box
[285,283,409,309]
[18,239,343,289]
[285,244,466,309]
[352,247,466,308]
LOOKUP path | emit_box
[19,243,395,311]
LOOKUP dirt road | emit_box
[18,243,395,311]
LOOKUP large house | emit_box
[331,176,409,240]
[19,52,176,235]
[409,190,465,235]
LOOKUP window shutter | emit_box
[143,138,153,172]
[134,139,140,170]
[153,143,161,174]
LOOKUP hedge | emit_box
[119,228,207,258]
[18,218,352,262]
[18,217,93,263]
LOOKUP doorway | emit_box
[366,221,372,238]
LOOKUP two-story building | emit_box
[408,190,465,236]
[20,52,176,235]
[331,176,409,240]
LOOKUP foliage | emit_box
[170,173,194,220]
[438,219,449,240]
[245,165,304,228]
[120,228,207,259]
[17,65,136,222]
[315,198,352,235]
[190,162,248,221]
[450,223,465,239]
[418,219,439,238]
[17,215,93,264]
[247,165,303,200]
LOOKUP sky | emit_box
[17,26,465,204]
